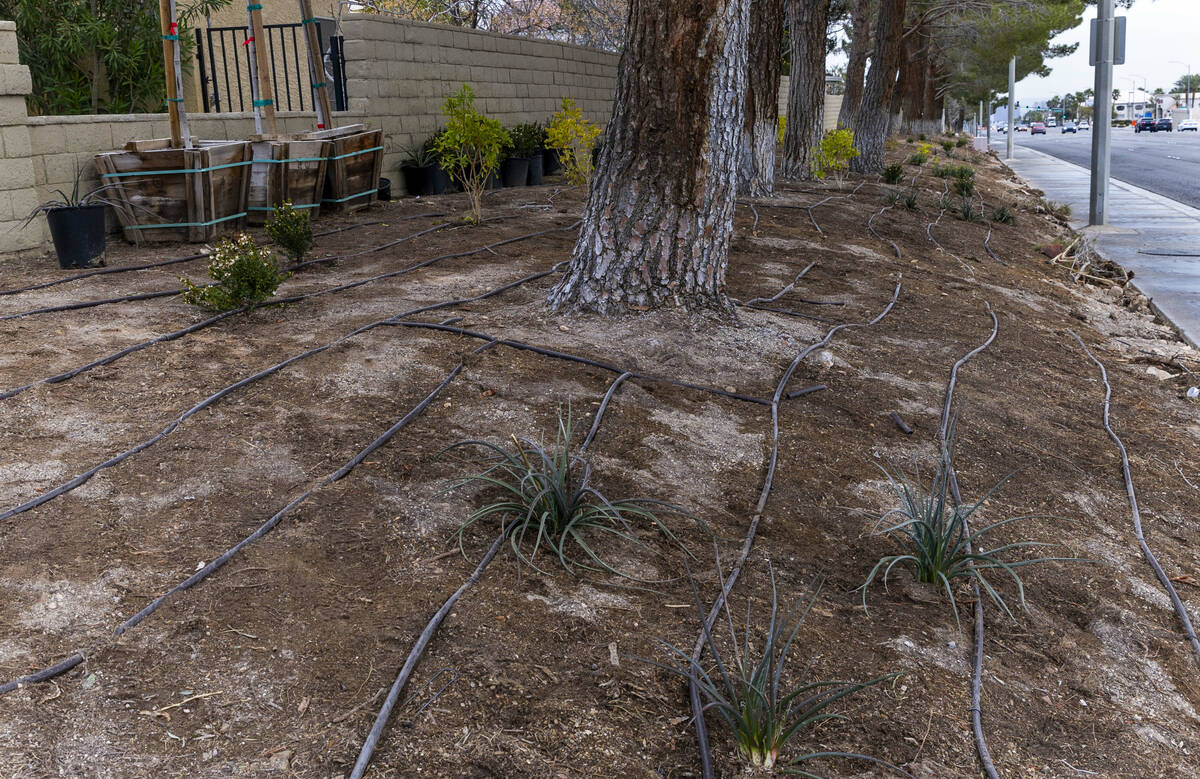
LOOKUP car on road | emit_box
[1061,121,1077,134]
[1078,120,1090,130]
[1180,120,1198,132]
[1135,117,1155,133]
[1047,118,1057,127]
[1030,122,1046,135]
[1154,118,1173,132]
[1016,123,1029,132]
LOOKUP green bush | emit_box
[903,191,919,211]
[434,84,512,223]
[810,129,859,183]
[265,201,313,264]
[180,233,288,311]
[992,204,1014,224]
[956,137,969,148]
[508,122,544,159]
[940,140,954,153]
[882,163,904,185]
[546,97,602,186]
[905,152,927,166]
[777,115,787,145]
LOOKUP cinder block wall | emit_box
[0,21,41,254]
[338,14,619,181]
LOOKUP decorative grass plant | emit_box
[648,567,898,774]
[442,412,697,579]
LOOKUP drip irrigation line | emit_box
[114,340,499,637]
[890,412,914,434]
[378,321,773,407]
[785,383,827,400]
[690,278,903,779]
[582,372,632,452]
[349,530,507,779]
[937,304,1000,779]
[0,253,571,522]
[807,181,866,235]
[0,216,437,298]
[1068,331,1200,668]
[0,652,85,696]
[868,205,903,260]
[741,304,834,323]
[740,263,817,306]
[0,223,580,402]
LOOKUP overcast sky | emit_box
[1017,0,1200,103]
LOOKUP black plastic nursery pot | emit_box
[400,165,451,196]
[500,157,530,187]
[46,204,106,269]
[543,148,561,175]
[378,177,392,202]
[527,154,544,186]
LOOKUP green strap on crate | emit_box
[126,212,247,230]
[162,34,179,41]
[247,202,321,211]
[101,159,255,179]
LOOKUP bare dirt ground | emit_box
[2,141,1200,778]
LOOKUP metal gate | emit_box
[195,21,348,114]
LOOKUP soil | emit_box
[2,142,1200,779]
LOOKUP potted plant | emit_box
[400,142,440,196]
[501,123,540,187]
[21,165,115,269]
[507,123,547,186]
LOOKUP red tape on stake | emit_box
[243,37,255,45]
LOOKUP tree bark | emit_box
[849,0,906,172]
[780,0,832,180]
[548,0,751,315]
[837,0,872,130]
[738,0,785,197]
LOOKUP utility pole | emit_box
[1171,60,1192,119]
[1090,0,1115,225]
[1007,57,1015,160]
[986,99,992,146]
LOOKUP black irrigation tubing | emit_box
[0,219,458,323]
[785,383,827,400]
[741,303,834,324]
[868,204,903,260]
[349,340,634,779]
[1068,330,1200,668]
[0,247,573,523]
[807,181,866,236]
[377,321,773,407]
[936,304,1000,779]
[734,263,845,308]
[0,215,438,298]
[690,277,904,779]
[0,339,500,697]
[0,222,580,402]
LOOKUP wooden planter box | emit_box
[95,140,252,243]
[303,125,384,214]
[246,137,332,225]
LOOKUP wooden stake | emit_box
[159,0,187,148]
[247,3,278,136]
[297,0,335,131]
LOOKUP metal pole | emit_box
[1090,0,1115,226]
[1006,57,1015,160]
[986,99,992,147]
[979,100,983,135]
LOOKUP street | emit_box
[988,126,1200,209]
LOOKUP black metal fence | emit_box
[195,21,348,114]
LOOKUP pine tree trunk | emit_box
[548,0,751,315]
[849,0,906,173]
[837,0,872,131]
[780,0,832,180]
[738,0,785,197]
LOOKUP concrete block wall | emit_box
[338,14,619,184]
[778,77,843,133]
[0,21,42,254]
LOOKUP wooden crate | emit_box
[246,137,332,225]
[303,125,384,214]
[95,140,251,243]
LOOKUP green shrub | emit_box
[180,233,288,311]
[992,204,1014,224]
[940,140,954,153]
[918,132,927,141]
[953,176,975,198]
[265,201,313,264]
[434,84,512,223]
[956,137,969,148]
[810,129,859,183]
[650,569,898,771]
[903,191,919,211]
[882,163,904,185]
[905,152,927,166]
[546,97,602,186]
[860,435,1064,628]
[777,115,787,145]
[442,411,699,579]
[508,122,544,158]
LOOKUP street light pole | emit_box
[1090,0,1115,226]
[1007,56,1015,160]
[1171,60,1192,118]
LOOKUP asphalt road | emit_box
[988,127,1200,209]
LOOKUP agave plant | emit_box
[861,436,1063,628]
[442,411,698,578]
[649,566,899,774]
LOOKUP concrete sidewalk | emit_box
[996,143,1200,349]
